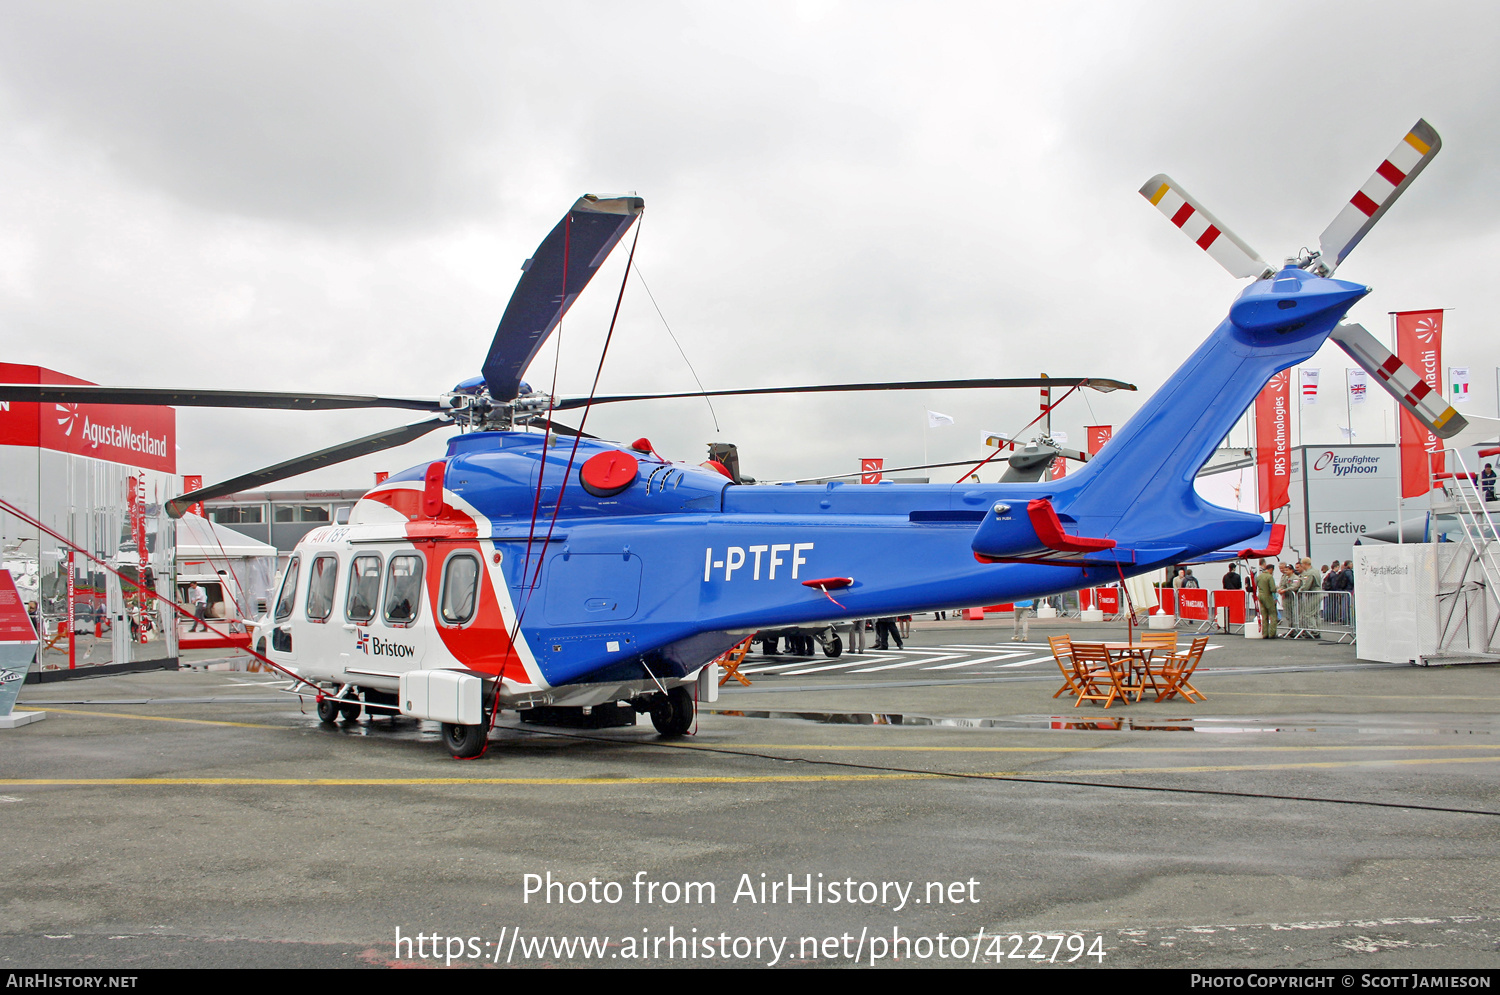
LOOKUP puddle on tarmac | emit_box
[706,709,1499,736]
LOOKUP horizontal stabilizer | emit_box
[1139,174,1274,280]
[1317,120,1441,275]
[1329,321,1466,438]
[1182,523,1285,565]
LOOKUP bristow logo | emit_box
[1314,451,1335,471]
[0,669,22,684]
[357,633,415,658]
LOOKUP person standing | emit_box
[846,619,867,655]
[1277,564,1298,636]
[1483,463,1496,502]
[188,582,208,632]
[1222,564,1243,591]
[874,616,903,651]
[1012,599,1032,642]
[1256,563,1278,638]
[1184,570,1200,589]
[1299,558,1321,638]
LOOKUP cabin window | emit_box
[439,553,480,626]
[383,554,424,626]
[273,556,300,623]
[345,554,382,623]
[305,554,338,621]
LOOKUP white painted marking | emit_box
[922,652,1033,670]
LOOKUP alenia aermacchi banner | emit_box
[1255,369,1291,512]
[1086,425,1112,455]
[0,363,176,473]
[860,458,883,484]
[1395,309,1444,498]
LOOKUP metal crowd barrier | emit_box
[1276,589,1355,643]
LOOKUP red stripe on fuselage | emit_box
[363,487,526,682]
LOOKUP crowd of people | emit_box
[1251,557,1354,639]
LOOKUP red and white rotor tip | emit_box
[1329,321,1467,439]
[1316,120,1441,276]
[1139,174,1275,281]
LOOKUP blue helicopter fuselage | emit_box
[371,266,1368,690]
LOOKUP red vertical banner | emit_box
[860,458,883,484]
[1255,370,1291,512]
[182,474,203,518]
[1085,425,1112,455]
[374,471,390,485]
[1051,455,1066,478]
[1394,309,1445,499]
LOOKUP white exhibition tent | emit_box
[175,513,277,621]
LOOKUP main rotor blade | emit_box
[482,194,645,403]
[515,415,597,439]
[1317,119,1441,276]
[164,417,451,518]
[1139,174,1275,280]
[1329,321,1466,439]
[0,384,445,412]
[549,377,1136,411]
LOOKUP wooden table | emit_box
[1099,642,1163,701]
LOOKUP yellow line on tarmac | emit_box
[702,743,1500,754]
[14,707,282,730]
[0,774,934,787]
[1211,692,1500,701]
[1037,755,1500,776]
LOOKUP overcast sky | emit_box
[1,1,1496,495]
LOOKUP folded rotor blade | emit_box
[515,415,596,439]
[0,384,445,412]
[549,377,1136,411]
[1317,119,1441,276]
[1139,174,1275,280]
[164,417,451,518]
[482,195,645,403]
[1329,321,1466,439]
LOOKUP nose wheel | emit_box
[442,721,489,758]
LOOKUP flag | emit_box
[1395,309,1444,498]
[1086,425,1112,454]
[1338,426,1357,440]
[1347,368,1367,405]
[1255,370,1291,512]
[860,458,883,484]
[1449,366,1470,404]
[927,410,954,428]
[1300,368,1320,406]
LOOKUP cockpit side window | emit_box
[439,553,480,626]
[346,554,382,623]
[305,554,338,621]
[383,554,423,626]
[273,556,300,623]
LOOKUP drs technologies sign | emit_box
[1313,451,1380,477]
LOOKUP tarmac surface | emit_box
[3,616,1499,970]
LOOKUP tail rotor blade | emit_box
[1329,321,1466,439]
[1316,119,1441,276]
[1139,174,1275,280]
[164,417,451,517]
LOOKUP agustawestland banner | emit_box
[1085,425,1112,455]
[0,364,175,473]
[1255,369,1291,512]
[1394,309,1444,499]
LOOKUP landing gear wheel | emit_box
[823,634,842,658]
[442,722,488,758]
[316,697,340,723]
[339,700,363,722]
[650,686,695,738]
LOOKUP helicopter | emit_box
[0,119,1465,758]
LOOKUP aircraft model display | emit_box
[0,119,1463,758]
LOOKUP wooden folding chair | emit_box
[1155,635,1208,703]
[1048,635,1079,699]
[1070,643,1128,709]
[716,635,756,687]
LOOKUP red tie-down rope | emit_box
[953,384,1082,482]
[473,222,647,757]
[0,497,320,695]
